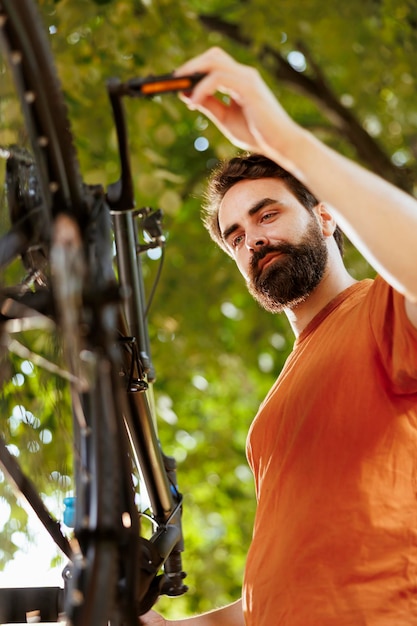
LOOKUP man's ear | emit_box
[314,202,337,238]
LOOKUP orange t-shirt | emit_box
[243,277,417,625]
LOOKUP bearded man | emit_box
[141,47,417,626]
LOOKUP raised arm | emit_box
[176,47,417,324]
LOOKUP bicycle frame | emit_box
[106,82,187,604]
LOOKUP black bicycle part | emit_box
[109,71,207,98]
[0,587,64,623]
[107,84,187,609]
[0,2,122,625]
[0,1,188,623]
[0,0,85,221]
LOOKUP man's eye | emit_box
[232,234,244,247]
[261,212,275,221]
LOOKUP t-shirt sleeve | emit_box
[369,275,417,393]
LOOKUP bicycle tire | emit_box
[0,2,123,625]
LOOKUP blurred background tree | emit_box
[1,0,416,618]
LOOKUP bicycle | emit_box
[0,1,204,623]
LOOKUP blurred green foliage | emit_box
[1,0,416,618]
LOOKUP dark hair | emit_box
[202,153,344,256]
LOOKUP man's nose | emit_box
[246,230,268,252]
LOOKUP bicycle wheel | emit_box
[0,0,85,224]
[0,2,126,624]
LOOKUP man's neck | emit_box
[285,266,357,337]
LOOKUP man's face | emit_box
[218,178,329,313]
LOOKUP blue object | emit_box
[63,496,76,528]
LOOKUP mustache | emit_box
[250,243,294,275]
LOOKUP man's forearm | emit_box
[169,599,244,626]
[276,127,417,301]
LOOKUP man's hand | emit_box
[176,47,300,168]
[139,610,167,625]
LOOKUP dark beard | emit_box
[247,220,328,313]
